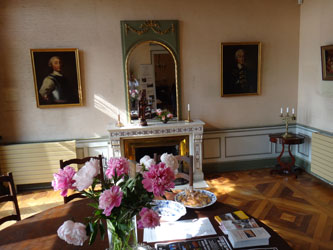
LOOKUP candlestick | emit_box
[116,113,124,127]
[185,104,192,123]
[280,107,283,114]
[292,108,295,115]
[280,108,296,138]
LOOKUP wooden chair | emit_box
[0,172,21,225]
[60,155,105,204]
[154,153,194,188]
[174,155,194,188]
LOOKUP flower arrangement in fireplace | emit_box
[52,155,178,249]
[156,109,173,123]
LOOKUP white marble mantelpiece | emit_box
[107,120,205,181]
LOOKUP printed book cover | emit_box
[228,227,271,248]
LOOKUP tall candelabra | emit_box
[280,107,296,138]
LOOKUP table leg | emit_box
[272,143,297,176]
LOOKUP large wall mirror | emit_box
[121,20,180,122]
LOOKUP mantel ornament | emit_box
[125,20,175,36]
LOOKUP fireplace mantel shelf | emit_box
[107,120,204,139]
[107,120,205,181]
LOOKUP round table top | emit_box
[0,198,291,250]
[269,133,305,145]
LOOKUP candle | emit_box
[286,107,289,113]
[292,108,295,115]
[188,104,190,112]
[280,107,283,114]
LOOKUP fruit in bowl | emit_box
[175,189,217,209]
[151,200,186,222]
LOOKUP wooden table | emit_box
[0,198,291,250]
[269,133,305,176]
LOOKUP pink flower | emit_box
[73,158,100,191]
[52,166,76,197]
[160,153,179,175]
[99,186,123,216]
[57,220,88,246]
[137,207,160,229]
[167,113,173,119]
[142,162,175,197]
[156,109,162,115]
[105,157,129,178]
[162,116,166,121]
[140,155,156,170]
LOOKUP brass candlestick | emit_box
[116,114,124,127]
[185,110,192,123]
[280,111,296,138]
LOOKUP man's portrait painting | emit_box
[321,45,333,80]
[221,42,261,97]
[30,48,83,108]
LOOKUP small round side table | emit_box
[269,133,305,176]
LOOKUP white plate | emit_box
[174,189,217,209]
[152,200,186,222]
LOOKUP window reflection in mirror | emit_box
[127,41,177,121]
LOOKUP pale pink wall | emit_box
[0,0,300,142]
[298,0,333,133]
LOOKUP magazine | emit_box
[228,227,271,248]
[214,210,249,224]
[219,218,259,235]
[155,236,232,250]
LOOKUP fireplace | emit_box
[123,135,189,162]
[107,120,205,181]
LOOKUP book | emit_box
[214,210,249,224]
[219,218,259,235]
[228,227,271,248]
[155,236,232,250]
[214,210,259,235]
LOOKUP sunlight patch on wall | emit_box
[94,95,126,123]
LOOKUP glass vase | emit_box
[107,216,137,250]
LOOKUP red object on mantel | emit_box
[269,133,305,176]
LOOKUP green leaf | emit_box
[99,221,105,240]
[88,203,99,209]
[94,209,102,216]
[88,222,98,245]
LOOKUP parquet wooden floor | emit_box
[205,169,333,250]
[1,169,332,249]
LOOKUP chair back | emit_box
[60,155,104,203]
[0,172,21,225]
[174,155,194,188]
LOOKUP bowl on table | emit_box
[151,200,186,222]
[174,189,217,209]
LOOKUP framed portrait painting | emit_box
[30,48,83,108]
[221,42,261,97]
[321,45,333,80]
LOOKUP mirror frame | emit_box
[120,20,180,122]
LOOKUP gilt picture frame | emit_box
[321,45,333,80]
[221,42,261,97]
[30,48,83,108]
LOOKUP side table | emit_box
[269,133,305,176]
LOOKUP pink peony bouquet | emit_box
[52,156,176,249]
[155,109,173,123]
